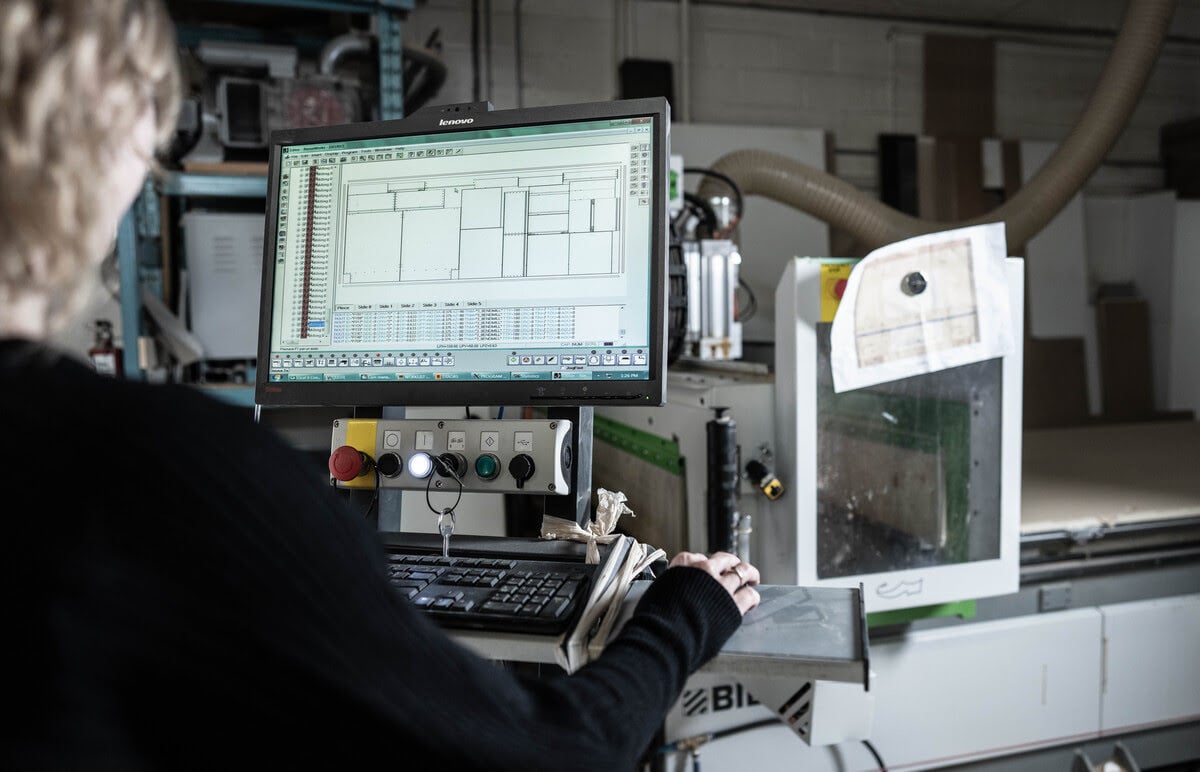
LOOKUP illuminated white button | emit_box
[447,431,466,451]
[383,431,401,448]
[547,355,558,364]
[419,357,431,366]
[533,356,545,365]
[514,432,534,452]
[520,356,532,365]
[384,356,396,366]
[480,431,499,450]
[350,357,361,367]
[407,452,433,479]
[316,358,326,367]
[618,355,631,365]
[508,355,519,365]
[444,356,455,366]
[415,430,434,450]
[406,357,418,366]
[602,354,616,365]
[431,357,443,367]
[633,354,647,365]
[282,359,292,367]
[588,355,600,366]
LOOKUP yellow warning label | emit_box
[820,263,854,323]
[341,419,379,489]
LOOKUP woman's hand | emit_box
[668,551,761,615]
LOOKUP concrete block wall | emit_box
[403,0,1200,195]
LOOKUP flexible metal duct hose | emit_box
[319,33,371,76]
[697,0,1177,251]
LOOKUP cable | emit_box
[666,241,688,364]
[684,166,744,237]
[425,457,464,516]
[735,276,757,322]
[682,192,719,239]
[364,466,381,520]
[402,41,448,115]
[670,199,693,236]
[656,717,781,770]
[863,738,888,771]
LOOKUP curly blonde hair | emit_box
[0,0,181,334]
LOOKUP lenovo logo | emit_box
[439,118,474,126]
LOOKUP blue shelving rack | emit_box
[116,0,415,402]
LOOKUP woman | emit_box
[0,2,761,769]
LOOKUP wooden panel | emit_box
[923,34,995,138]
[1022,421,1200,533]
[592,439,689,556]
[1096,297,1155,422]
[1022,336,1091,429]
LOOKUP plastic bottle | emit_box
[88,319,123,377]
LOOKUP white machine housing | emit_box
[769,257,1024,613]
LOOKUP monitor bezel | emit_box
[254,97,670,408]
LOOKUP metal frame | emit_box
[116,0,412,385]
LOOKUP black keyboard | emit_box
[386,551,598,635]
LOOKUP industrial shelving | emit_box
[116,0,415,406]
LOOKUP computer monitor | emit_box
[254,97,669,409]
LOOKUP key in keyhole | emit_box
[438,509,456,558]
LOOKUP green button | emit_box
[474,454,499,480]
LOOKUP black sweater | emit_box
[0,340,741,771]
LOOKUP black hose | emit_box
[682,192,718,238]
[863,738,888,770]
[402,44,448,114]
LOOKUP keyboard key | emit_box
[555,579,582,598]
[539,598,571,619]
[480,601,522,614]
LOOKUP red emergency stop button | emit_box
[834,278,847,299]
[329,445,370,481]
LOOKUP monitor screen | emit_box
[255,97,669,408]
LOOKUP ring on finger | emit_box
[732,563,747,581]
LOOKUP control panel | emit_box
[328,418,573,496]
